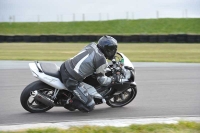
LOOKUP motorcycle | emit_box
[20,52,137,113]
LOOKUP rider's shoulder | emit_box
[84,42,99,52]
[85,42,97,48]
[84,42,106,59]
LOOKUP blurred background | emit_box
[0,1,200,132]
[0,0,200,22]
[0,0,200,36]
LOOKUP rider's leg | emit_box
[60,63,95,112]
[66,78,95,112]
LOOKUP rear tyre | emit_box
[20,80,55,113]
[106,86,137,107]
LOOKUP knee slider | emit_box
[73,99,95,112]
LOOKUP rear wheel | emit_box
[20,80,55,113]
[106,86,137,107]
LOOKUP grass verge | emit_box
[0,18,200,35]
[0,121,200,133]
[0,43,200,63]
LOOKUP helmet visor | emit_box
[105,45,117,60]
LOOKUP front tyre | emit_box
[106,86,137,107]
[20,80,55,113]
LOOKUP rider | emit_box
[60,35,118,112]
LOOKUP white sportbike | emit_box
[20,52,137,113]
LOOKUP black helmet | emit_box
[97,35,118,60]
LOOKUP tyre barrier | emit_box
[158,35,168,43]
[131,35,140,42]
[196,35,200,43]
[187,35,196,43]
[0,35,5,42]
[139,35,149,43]
[176,34,187,43]
[149,35,158,43]
[168,34,177,43]
[40,35,48,42]
[0,35,199,43]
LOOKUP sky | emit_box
[0,0,199,22]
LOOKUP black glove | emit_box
[111,73,120,84]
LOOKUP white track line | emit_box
[0,117,200,131]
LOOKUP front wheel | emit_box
[106,86,137,107]
[20,80,55,113]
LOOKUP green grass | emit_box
[0,121,200,133]
[0,43,200,63]
[0,18,200,35]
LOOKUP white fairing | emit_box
[117,53,136,84]
[29,63,67,90]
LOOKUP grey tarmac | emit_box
[0,61,200,125]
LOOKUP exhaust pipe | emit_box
[31,90,55,107]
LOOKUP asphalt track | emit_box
[0,61,200,125]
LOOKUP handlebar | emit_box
[110,57,126,83]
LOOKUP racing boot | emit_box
[72,83,95,112]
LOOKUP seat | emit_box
[40,62,61,79]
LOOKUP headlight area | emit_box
[124,66,135,82]
[129,70,135,82]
